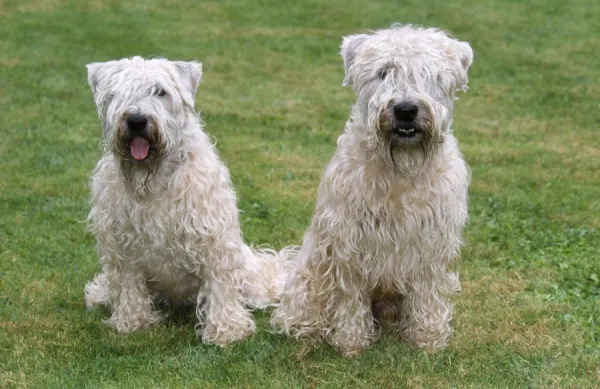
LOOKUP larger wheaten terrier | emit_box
[83,57,283,346]
[272,25,474,356]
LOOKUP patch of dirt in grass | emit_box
[456,275,569,353]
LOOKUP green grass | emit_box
[1,0,599,387]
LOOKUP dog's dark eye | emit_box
[155,88,167,97]
[377,69,388,80]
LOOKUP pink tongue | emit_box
[130,137,150,160]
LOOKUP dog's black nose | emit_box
[393,102,418,121]
[126,114,148,132]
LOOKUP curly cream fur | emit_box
[272,25,473,356]
[83,57,284,346]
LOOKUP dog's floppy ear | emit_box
[86,60,122,106]
[340,33,369,87]
[174,61,203,107]
[451,41,473,91]
[86,62,107,98]
[455,41,473,73]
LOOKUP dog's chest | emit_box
[357,167,467,270]
[364,175,435,224]
[101,190,202,264]
[361,191,433,249]
[126,200,182,244]
[124,201,204,299]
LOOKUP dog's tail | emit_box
[240,245,300,309]
[84,272,109,310]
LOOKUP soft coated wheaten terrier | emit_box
[272,25,474,356]
[84,57,284,346]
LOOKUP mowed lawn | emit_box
[1,0,599,388]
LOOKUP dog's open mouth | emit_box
[392,126,421,138]
[129,137,151,161]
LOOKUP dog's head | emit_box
[341,25,472,172]
[87,57,202,166]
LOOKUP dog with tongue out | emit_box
[127,115,151,161]
[83,57,288,346]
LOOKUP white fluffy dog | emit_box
[272,25,473,356]
[84,57,283,346]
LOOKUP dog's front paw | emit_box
[84,273,109,310]
[104,310,162,333]
[401,322,452,351]
[199,310,255,346]
[327,326,376,358]
[399,310,452,351]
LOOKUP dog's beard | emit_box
[119,159,162,196]
[110,123,168,197]
[388,140,435,176]
[379,113,442,176]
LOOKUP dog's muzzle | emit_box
[391,102,421,139]
[125,113,152,161]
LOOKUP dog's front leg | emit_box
[324,259,376,357]
[103,257,161,333]
[194,246,255,346]
[400,270,459,351]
